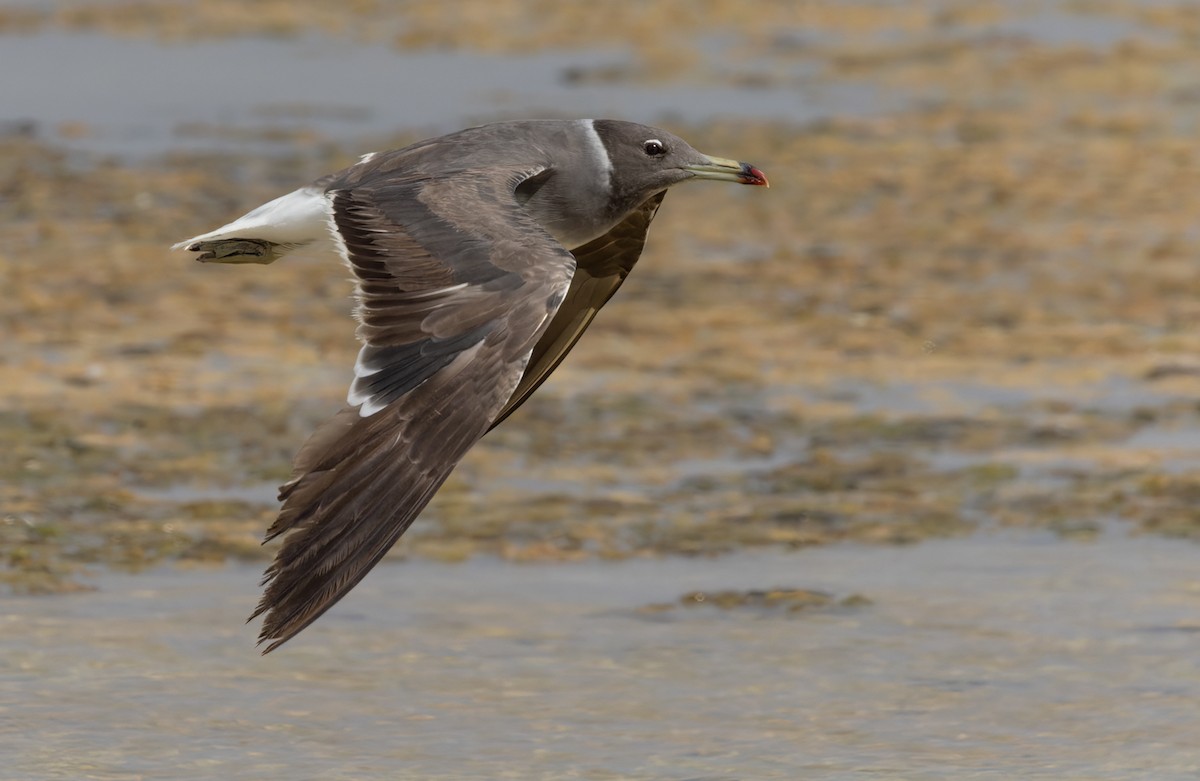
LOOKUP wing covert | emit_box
[253,167,576,651]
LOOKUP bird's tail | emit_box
[172,185,330,264]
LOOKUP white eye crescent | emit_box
[643,139,667,157]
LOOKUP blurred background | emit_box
[3,1,1200,778]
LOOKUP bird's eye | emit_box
[643,139,667,157]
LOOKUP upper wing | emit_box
[252,167,576,652]
[489,191,666,429]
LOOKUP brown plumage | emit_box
[174,119,768,652]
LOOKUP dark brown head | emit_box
[590,119,768,214]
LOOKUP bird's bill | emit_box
[684,156,770,187]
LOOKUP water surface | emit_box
[0,30,886,159]
[4,531,1198,780]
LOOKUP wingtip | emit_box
[255,630,281,655]
[259,637,287,655]
[249,604,288,654]
[253,609,307,655]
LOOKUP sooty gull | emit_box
[174,119,769,652]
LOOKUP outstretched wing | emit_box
[490,190,666,428]
[252,166,576,652]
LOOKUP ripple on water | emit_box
[4,531,1200,779]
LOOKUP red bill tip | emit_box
[740,164,769,187]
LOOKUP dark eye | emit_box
[643,139,667,157]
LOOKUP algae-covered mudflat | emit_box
[2,2,1200,777]
[5,0,1200,589]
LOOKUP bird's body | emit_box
[175,119,767,652]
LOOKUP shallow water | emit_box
[4,531,1199,780]
[6,1,1170,162]
[0,30,889,159]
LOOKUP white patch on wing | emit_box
[172,186,329,249]
[580,119,613,189]
[324,190,355,274]
[401,282,470,301]
[350,341,487,418]
[358,151,378,165]
[346,369,378,412]
[351,389,389,418]
[352,346,382,378]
